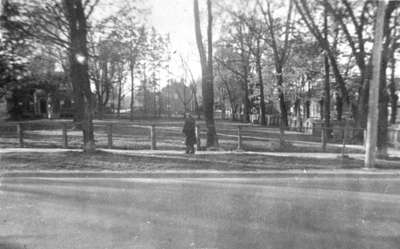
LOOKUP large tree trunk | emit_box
[255,39,266,126]
[232,104,238,121]
[242,66,250,123]
[117,79,122,118]
[323,56,331,126]
[276,67,288,128]
[194,0,218,147]
[390,55,398,124]
[63,0,95,152]
[336,94,343,121]
[323,4,331,135]
[239,33,250,123]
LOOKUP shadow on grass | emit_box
[0,149,376,171]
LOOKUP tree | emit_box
[257,0,294,128]
[89,35,122,118]
[323,1,331,133]
[115,60,126,117]
[238,15,268,125]
[173,79,193,114]
[323,0,376,129]
[107,5,149,120]
[215,22,253,123]
[388,9,399,125]
[127,26,147,120]
[194,0,218,147]
[0,0,30,92]
[63,0,95,152]
[294,0,350,116]
[180,55,201,119]
[4,0,101,151]
[215,57,242,121]
[389,40,399,124]
[214,0,255,123]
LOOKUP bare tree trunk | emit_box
[130,64,135,121]
[232,104,238,121]
[63,0,95,152]
[97,95,104,119]
[111,86,115,114]
[323,3,331,135]
[390,56,398,124]
[239,35,250,123]
[336,94,343,121]
[276,68,288,128]
[255,39,266,125]
[143,64,147,115]
[117,78,122,118]
[194,0,218,147]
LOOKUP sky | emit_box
[149,0,202,81]
[90,0,203,87]
[146,0,399,83]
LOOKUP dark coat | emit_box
[183,117,196,145]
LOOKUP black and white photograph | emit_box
[0,0,400,248]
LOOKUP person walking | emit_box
[182,113,196,154]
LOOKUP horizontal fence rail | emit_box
[0,120,398,154]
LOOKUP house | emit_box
[2,73,74,120]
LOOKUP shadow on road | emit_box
[0,242,26,249]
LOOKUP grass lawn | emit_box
[1,119,399,171]
[0,119,366,154]
[0,150,368,171]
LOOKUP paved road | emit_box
[1,172,400,249]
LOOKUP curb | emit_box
[2,169,400,178]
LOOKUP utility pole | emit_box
[365,0,387,168]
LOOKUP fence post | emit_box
[196,124,201,151]
[17,123,24,148]
[107,124,113,149]
[321,125,327,152]
[363,129,367,147]
[237,126,243,150]
[62,123,68,148]
[150,124,156,150]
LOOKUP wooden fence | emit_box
[2,121,399,153]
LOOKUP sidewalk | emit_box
[3,168,400,178]
[0,147,399,166]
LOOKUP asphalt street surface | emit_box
[1,171,400,249]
